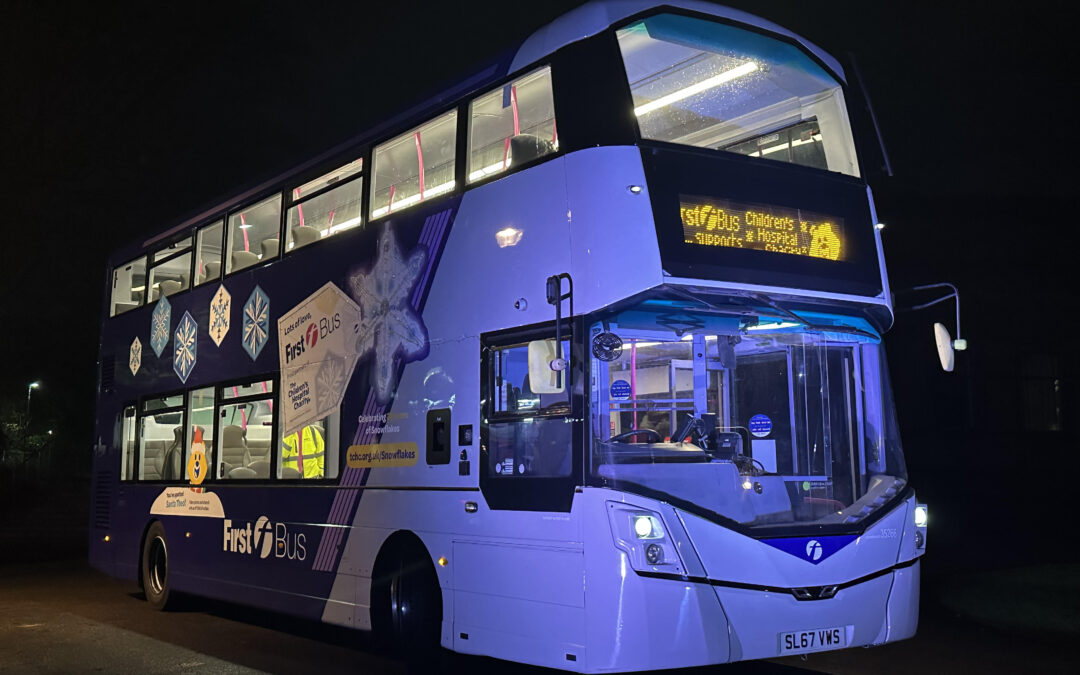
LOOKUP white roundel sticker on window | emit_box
[749,414,772,438]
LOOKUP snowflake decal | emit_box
[173,311,198,383]
[150,296,171,357]
[242,285,270,361]
[129,336,142,376]
[316,357,346,411]
[348,225,428,404]
[209,284,231,347]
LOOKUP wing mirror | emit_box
[899,283,967,372]
[527,339,566,394]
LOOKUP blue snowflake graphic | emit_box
[348,225,428,404]
[242,286,270,361]
[150,296,171,357]
[173,311,198,383]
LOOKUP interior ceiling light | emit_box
[634,61,760,117]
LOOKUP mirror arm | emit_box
[902,282,962,342]
[546,273,574,389]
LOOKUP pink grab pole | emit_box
[630,342,637,430]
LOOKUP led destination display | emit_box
[680,196,846,261]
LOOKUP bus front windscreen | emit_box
[588,317,906,535]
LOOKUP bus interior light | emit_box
[634,61,759,117]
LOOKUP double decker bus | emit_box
[89,1,927,670]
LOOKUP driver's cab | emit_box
[587,297,908,537]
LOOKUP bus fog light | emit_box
[914,530,924,549]
[645,543,664,565]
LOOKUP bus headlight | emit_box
[632,514,664,539]
[914,503,928,550]
[914,504,928,527]
[607,503,684,574]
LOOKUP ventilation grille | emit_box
[93,470,111,530]
[100,355,116,394]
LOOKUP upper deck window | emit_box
[194,220,224,287]
[226,194,282,274]
[468,67,557,183]
[617,14,859,177]
[371,110,457,219]
[286,158,364,253]
[111,256,147,316]
[147,237,192,301]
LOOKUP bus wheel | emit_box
[142,521,172,610]
[373,536,442,658]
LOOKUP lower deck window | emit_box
[279,411,340,480]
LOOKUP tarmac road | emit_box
[0,559,1074,674]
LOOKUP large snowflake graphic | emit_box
[150,296,171,357]
[315,357,346,411]
[173,311,198,383]
[129,336,142,376]
[348,226,428,404]
[242,286,270,360]
[209,284,231,346]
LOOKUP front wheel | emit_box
[141,521,172,610]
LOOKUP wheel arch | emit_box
[369,529,444,631]
[136,518,161,590]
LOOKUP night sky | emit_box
[2,1,1074,572]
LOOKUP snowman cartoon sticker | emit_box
[187,427,208,485]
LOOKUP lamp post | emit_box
[26,381,40,418]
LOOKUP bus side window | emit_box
[279,411,339,481]
[226,194,282,275]
[487,341,571,478]
[120,405,136,480]
[111,256,146,316]
[370,110,457,219]
[467,66,557,183]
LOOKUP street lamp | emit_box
[26,381,40,418]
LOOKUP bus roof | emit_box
[510,0,845,82]
[117,1,845,263]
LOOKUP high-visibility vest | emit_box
[281,425,325,478]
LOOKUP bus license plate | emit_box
[778,626,846,655]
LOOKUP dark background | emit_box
[1,0,1074,601]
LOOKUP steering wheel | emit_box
[610,428,662,443]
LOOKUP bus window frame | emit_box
[214,374,281,483]
[192,218,227,288]
[479,318,584,512]
[222,191,286,281]
[136,387,189,483]
[369,106,463,222]
[146,232,194,301]
[607,7,869,181]
[110,254,148,317]
[464,63,561,190]
[283,164,367,258]
[119,402,138,482]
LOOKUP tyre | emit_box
[372,536,443,660]
[141,521,172,610]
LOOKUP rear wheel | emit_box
[373,536,442,659]
[141,521,172,610]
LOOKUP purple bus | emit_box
[90,2,926,670]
